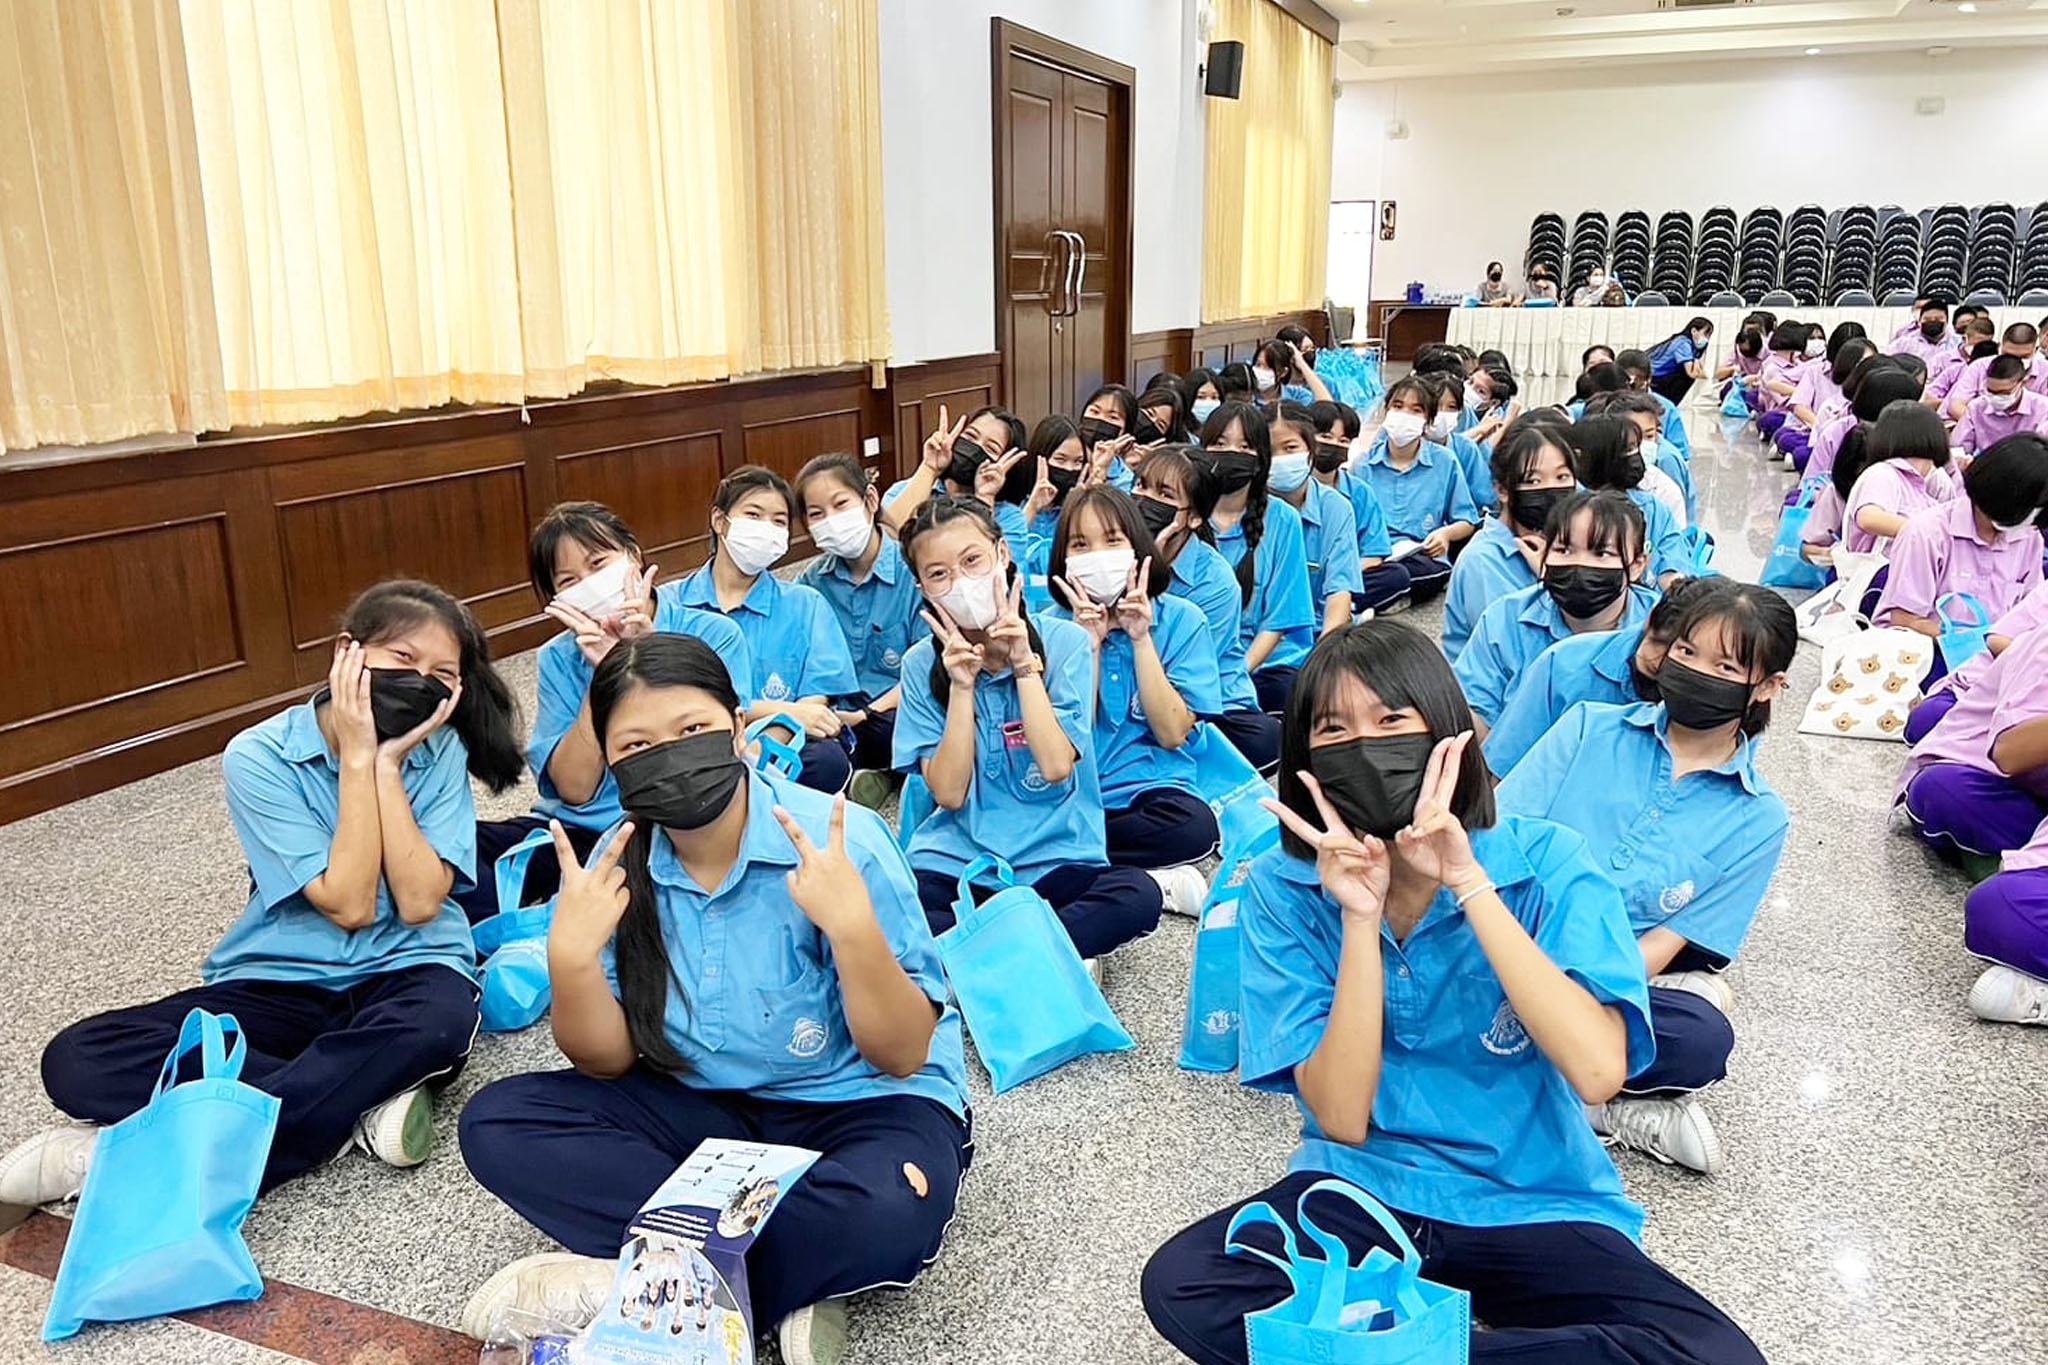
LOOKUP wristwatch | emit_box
[1013,653,1045,679]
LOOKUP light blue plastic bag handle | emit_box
[953,854,1018,918]
[743,716,805,781]
[1294,1179,1429,1328]
[1936,591,1990,633]
[1223,1200,1307,1282]
[152,1010,246,1101]
[494,828,556,916]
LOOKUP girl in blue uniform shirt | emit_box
[882,404,1035,561]
[1458,361,1520,446]
[1043,485,1222,915]
[1570,415,1686,588]
[1133,445,1282,772]
[1139,619,1762,1365]
[465,502,757,918]
[1585,390,1695,527]
[1020,414,1088,567]
[677,467,861,796]
[1078,384,1143,490]
[6,581,524,1209]
[893,496,1164,960]
[1356,376,1478,603]
[1179,368,1223,428]
[1310,400,1414,614]
[457,634,968,1365]
[1134,382,1188,445]
[1269,404,1365,637]
[1456,491,1658,730]
[1423,374,1498,516]
[795,455,930,786]
[1442,417,1580,661]
[1198,401,1318,712]
[1498,583,1795,1178]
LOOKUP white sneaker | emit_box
[1651,970,1735,1015]
[778,1298,848,1365]
[461,1252,616,1341]
[1082,956,1104,987]
[1149,863,1211,919]
[0,1123,97,1206]
[1968,964,2048,1025]
[354,1087,434,1168]
[1589,1097,1724,1176]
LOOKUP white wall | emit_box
[877,0,1206,364]
[1336,49,2048,298]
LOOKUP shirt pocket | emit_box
[976,710,1070,804]
[750,927,843,1073]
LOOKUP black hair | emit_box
[1963,314,1998,341]
[962,406,1034,505]
[1134,444,1222,555]
[1135,383,1188,442]
[1768,320,1808,353]
[1805,322,1827,343]
[1988,353,2029,384]
[1667,582,1798,737]
[1489,418,1576,494]
[1179,367,1222,413]
[1919,298,1950,318]
[1580,344,1617,370]
[528,501,639,604]
[1652,316,1715,358]
[1082,384,1139,433]
[1840,353,1901,407]
[1829,337,1879,387]
[1476,349,1512,374]
[342,579,524,793]
[1309,399,1360,443]
[1143,370,1180,392]
[793,452,873,516]
[967,404,1029,456]
[1964,433,2048,527]
[1217,362,1257,400]
[1751,310,1779,334]
[898,495,1048,704]
[1046,486,1175,609]
[1582,389,1664,426]
[1582,360,1629,395]
[1275,324,1315,354]
[2004,322,2040,348]
[1543,488,1646,563]
[1570,415,1645,491]
[1269,401,1321,458]
[1473,363,1518,410]
[1644,574,1724,641]
[1572,371,1598,403]
[1029,413,1085,468]
[1892,352,1929,386]
[1953,303,1982,325]
[1851,368,1924,423]
[1382,374,1436,415]
[1836,398,1949,503]
[1825,321,1868,363]
[1614,349,1652,382]
[1257,340,1300,387]
[1971,338,2001,362]
[713,465,798,528]
[1197,400,1273,605]
[1276,620,1495,861]
[1412,343,1466,378]
[1735,328,1765,359]
[588,633,745,1073]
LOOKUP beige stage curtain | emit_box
[0,0,227,450]
[1201,0,1333,324]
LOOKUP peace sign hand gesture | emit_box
[975,447,1028,506]
[1395,733,1484,893]
[1024,456,1060,520]
[1114,556,1154,641]
[982,573,1033,668]
[1261,774,1389,928]
[607,563,660,642]
[921,606,985,687]
[921,405,967,474]
[547,820,636,963]
[1051,575,1111,645]
[775,796,874,940]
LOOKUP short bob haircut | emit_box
[1582,360,1629,395]
[1136,444,1223,543]
[527,500,639,604]
[1581,389,1664,426]
[1309,399,1361,443]
[1045,485,1175,609]
[1276,619,1496,861]
[1580,344,1616,370]
[1569,415,1648,491]
[1767,320,1809,353]
[1964,432,2048,527]
[1216,361,1257,400]
[1488,419,1577,492]
[1542,489,1647,563]
[1380,374,1436,414]
[1665,580,1799,737]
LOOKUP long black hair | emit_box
[1046,486,1174,609]
[1197,400,1272,606]
[1136,444,1222,559]
[588,633,744,1073]
[899,495,1046,705]
[1965,433,2048,528]
[340,580,524,792]
[1666,582,1798,737]
[1570,415,1646,492]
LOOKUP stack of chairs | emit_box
[1610,210,1653,296]
[1568,210,1611,296]
[2017,204,2048,305]
[1525,212,1567,290]
[1876,207,1923,304]
[1737,207,1784,304]
[1690,207,1739,305]
[1651,211,1695,301]
[1780,206,1828,306]
[1827,205,1878,303]
[1964,202,2019,304]
[1918,203,1970,302]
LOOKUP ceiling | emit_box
[1330,0,2048,79]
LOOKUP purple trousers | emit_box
[1775,425,1812,472]
[1966,869,2048,980]
[1759,409,1789,440]
[1905,688,1961,745]
[1903,762,2048,859]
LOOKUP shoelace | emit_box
[1602,1102,1683,1165]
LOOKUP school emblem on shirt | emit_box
[1203,1009,1238,1037]
[1128,694,1148,722]
[1020,762,1050,792]
[1479,1000,1531,1056]
[882,648,902,669]
[762,672,792,701]
[787,1017,828,1059]
[1659,880,1696,914]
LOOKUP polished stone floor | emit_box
[0,402,2041,1363]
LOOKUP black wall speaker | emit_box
[1204,41,1244,99]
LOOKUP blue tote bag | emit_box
[1720,380,1750,418]
[1179,825,1280,1073]
[743,716,806,782]
[896,772,935,853]
[44,1010,279,1340]
[1227,1179,1471,1365]
[934,855,1134,1093]
[1681,525,1717,577]
[472,828,558,1033]
[1936,592,1994,671]
[1184,723,1276,859]
[1759,487,1828,590]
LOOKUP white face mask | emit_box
[1988,387,2024,413]
[1268,453,1312,491]
[1252,366,1277,392]
[1640,434,1663,465]
[935,567,1002,630]
[1587,276,1606,291]
[1065,546,1135,606]
[1462,382,1486,412]
[1426,412,1458,442]
[1382,410,1427,447]
[809,505,874,559]
[1804,338,1827,358]
[553,555,634,619]
[1191,397,1221,423]
[722,517,788,576]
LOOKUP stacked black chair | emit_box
[2017,202,2048,301]
[1633,290,1671,307]
[1651,211,1694,300]
[1828,205,1878,303]
[1610,211,1653,295]
[1781,205,1828,305]
[1525,212,1567,291]
[1691,207,1739,305]
[1736,207,1784,304]
[1919,202,1970,300]
[1567,210,1611,296]
[1876,208,1923,302]
[1966,202,2019,301]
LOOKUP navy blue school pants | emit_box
[1623,987,1734,1096]
[460,1068,969,1326]
[1142,1171,1762,1365]
[1210,710,1280,775]
[848,708,899,772]
[42,965,479,1192]
[1400,552,1453,603]
[458,815,603,922]
[1354,562,1413,613]
[916,863,1162,960]
[1105,787,1220,869]
[1251,665,1298,715]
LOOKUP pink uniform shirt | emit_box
[1841,460,1957,555]
[1890,327,1959,368]
[1899,623,2048,807]
[1952,389,2048,456]
[1759,353,1807,415]
[1807,411,1859,482]
[1946,354,2048,415]
[1876,494,2044,627]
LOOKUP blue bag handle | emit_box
[952,854,1018,920]
[494,828,556,917]
[1682,525,1715,574]
[1223,1200,1307,1282]
[152,1009,246,1100]
[1293,1179,1430,1328]
[1936,591,1990,633]
[743,716,805,781]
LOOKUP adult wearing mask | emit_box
[1477,261,1513,306]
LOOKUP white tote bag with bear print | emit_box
[1797,626,1934,741]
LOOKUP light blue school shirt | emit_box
[1630,488,1690,582]
[1214,497,1317,670]
[1358,433,1479,544]
[1442,517,1538,663]
[1239,816,1654,1241]
[1170,536,1260,713]
[1645,440,1696,526]
[1496,703,1789,962]
[798,534,929,703]
[892,613,1107,881]
[1454,581,1659,725]
[1044,595,1223,808]
[1484,626,1642,777]
[205,700,477,989]
[678,563,857,705]
[1281,382,1316,406]
[531,590,755,830]
[1654,391,1692,461]
[1332,470,1394,560]
[603,769,968,1119]
[1293,480,1366,605]
[1446,432,1498,515]
[882,480,1034,567]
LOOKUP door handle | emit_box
[1042,231,1070,316]
[1061,230,1085,317]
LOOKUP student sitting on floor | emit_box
[1875,433,2048,656]
[1422,372,1499,516]
[1777,325,1871,471]
[883,404,1035,562]
[1455,490,1658,731]
[1042,485,1220,915]
[1134,381,1189,445]
[1354,376,1480,603]
[1078,383,1144,491]
[1568,415,1687,588]
[1716,326,1766,410]
[677,467,861,796]
[1198,401,1317,712]
[1442,415,1579,661]
[456,633,968,1365]
[1610,349,1694,463]
[894,495,1164,962]
[1944,323,2048,421]
[1179,367,1223,429]
[1498,582,1794,1177]
[1821,400,1957,566]
[1905,580,2048,743]
[1952,354,2048,457]
[1806,356,1914,487]
[1267,403,1365,638]
[1017,414,1089,567]
[1310,399,1413,614]
[1757,320,1817,448]
[2,581,524,1208]
[1138,619,1764,1365]
[1582,389,1694,526]
[1459,361,1521,446]
[1927,315,2001,411]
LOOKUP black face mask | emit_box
[1630,654,1662,702]
[946,436,985,489]
[1079,417,1121,448]
[1656,657,1753,731]
[611,732,746,831]
[1921,321,1946,342]
[316,668,451,742]
[1488,270,1503,283]
[1313,440,1350,474]
[1205,450,1259,494]
[1616,451,1647,487]
[1543,564,1628,621]
[1508,486,1570,536]
[1135,495,1181,538]
[1306,733,1438,839]
[1047,464,1083,500]
[1132,413,1167,445]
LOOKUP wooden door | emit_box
[993,22,1132,422]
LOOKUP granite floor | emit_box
[1,403,2043,1363]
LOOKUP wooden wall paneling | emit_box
[1190,310,1329,374]
[547,425,725,585]
[1128,328,1192,388]
[888,354,1003,482]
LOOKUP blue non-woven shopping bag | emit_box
[1184,723,1276,858]
[44,1010,279,1340]
[896,772,935,853]
[1936,591,1994,671]
[1227,1178,1471,1365]
[472,828,558,1033]
[1682,525,1717,577]
[1759,486,1829,590]
[934,855,1134,1093]
[1721,380,1750,418]
[743,716,806,783]
[1179,825,1280,1073]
